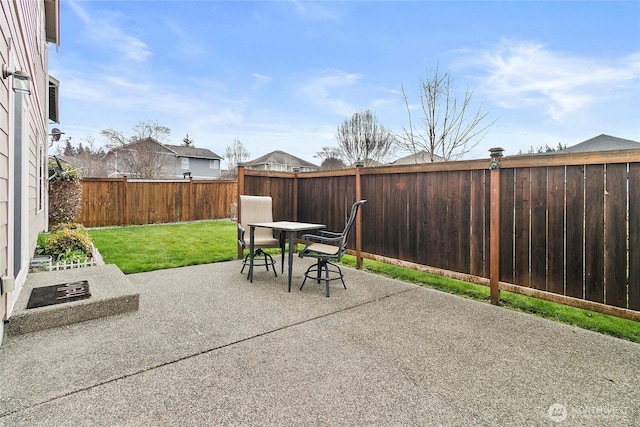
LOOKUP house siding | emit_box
[0,0,52,342]
[175,157,220,179]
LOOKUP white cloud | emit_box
[251,73,272,90]
[289,0,341,22]
[68,0,152,63]
[469,40,640,120]
[298,70,361,116]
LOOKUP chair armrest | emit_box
[300,233,342,245]
[237,224,246,249]
[318,230,342,238]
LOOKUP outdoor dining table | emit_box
[248,221,325,292]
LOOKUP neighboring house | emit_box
[164,144,224,179]
[1,1,60,344]
[559,134,640,153]
[390,150,444,165]
[103,138,224,179]
[244,150,319,172]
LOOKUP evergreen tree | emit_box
[182,134,195,147]
[63,139,75,156]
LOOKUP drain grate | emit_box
[26,280,91,309]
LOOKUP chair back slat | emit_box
[339,200,367,253]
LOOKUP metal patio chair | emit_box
[299,200,367,297]
[238,195,283,277]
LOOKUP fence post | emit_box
[237,164,246,259]
[122,176,128,226]
[188,176,194,221]
[355,161,364,269]
[292,167,299,222]
[489,148,504,305]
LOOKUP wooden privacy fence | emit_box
[238,148,640,321]
[77,178,237,227]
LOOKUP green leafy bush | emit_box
[49,222,85,233]
[42,229,93,261]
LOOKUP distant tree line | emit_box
[518,143,567,155]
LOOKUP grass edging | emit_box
[341,256,640,344]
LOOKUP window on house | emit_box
[181,157,189,169]
[209,159,219,170]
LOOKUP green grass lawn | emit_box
[89,220,238,274]
[88,220,640,343]
[341,256,640,343]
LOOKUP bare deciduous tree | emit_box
[398,67,494,162]
[101,120,174,179]
[116,139,174,179]
[74,136,108,177]
[102,120,170,148]
[224,138,250,178]
[314,146,345,170]
[335,109,396,166]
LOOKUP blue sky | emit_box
[50,0,640,166]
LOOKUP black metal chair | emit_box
[238,195,283,277]
[299,200,366,297]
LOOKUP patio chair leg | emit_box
[240,252,251,274]
[327,261,347,289]
[316,260,323,283]
[324,259,330,297]
[242,249,277,278]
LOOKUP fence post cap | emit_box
[489,147,504,158]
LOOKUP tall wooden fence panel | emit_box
[78,178,237,227]
[78,178,126,227]
[243,173,295,221]
[238,149,640,320]
[499,159,640,311]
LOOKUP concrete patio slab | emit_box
[1,259,638,425]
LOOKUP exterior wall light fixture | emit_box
[2,64,31,94]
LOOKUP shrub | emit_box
[49,222,85,233]
[48,159,82,228]
[44,229,93,260]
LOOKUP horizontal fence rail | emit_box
[238,148,640,320]
[78,178,237,227]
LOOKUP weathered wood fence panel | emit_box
[630,163,640,311]
[238,149,640,320]
[191,180,237,220]
[243,173,295,221]
[78,178,237,227]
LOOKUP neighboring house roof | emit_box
[105,138,173,156]
[391,150,444,165]
[163,144,223,160]
[244,150,319,170]
[560,134,640,153]
[106,138,223,159]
